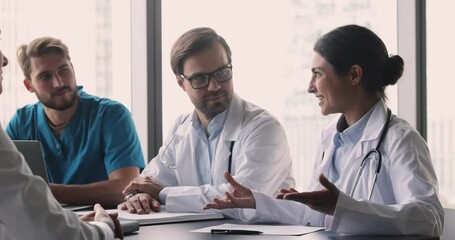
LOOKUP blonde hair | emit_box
[17,37,71,79]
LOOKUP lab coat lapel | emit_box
[355,101,389,160]
[315,120,338,189]
[212,94,242,184]
[343,102,390,198]
[222,93,243,140]
[212,140,233,185]
[173,112,201,186]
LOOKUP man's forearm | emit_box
[50,179,128,207]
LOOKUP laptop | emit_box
[13,140,92,211]
[13,140,50,183]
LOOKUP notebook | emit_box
[77,207,225,226]
[13,140,50,183]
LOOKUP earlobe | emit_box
[23,79,34,93]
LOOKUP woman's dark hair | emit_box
[314,24,404,100]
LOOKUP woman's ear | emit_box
[350,65,363,86]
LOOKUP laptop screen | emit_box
[13,140,49,183]
[12,140,95,211]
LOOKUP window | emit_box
[427,0,455,208]
[0,0,132,124]
[162,0,398,189]
[0,0,150,161]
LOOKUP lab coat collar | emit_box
[350,101,390,161]
[360,101,390,142]
[173,113,192,137]
[178,94,240,140]
[320,101,390,153]
[220,93,243,141]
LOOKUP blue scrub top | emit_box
[6,86,145,184]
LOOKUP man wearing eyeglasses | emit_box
[119,27,295,217]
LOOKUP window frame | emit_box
[397,0,427,138]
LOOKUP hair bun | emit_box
[384,55,404,86]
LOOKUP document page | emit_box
[77,207,224,226]
[192,223,324,236]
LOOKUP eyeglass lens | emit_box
[189,66,232,89]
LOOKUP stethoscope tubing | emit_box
[348,108,392,200]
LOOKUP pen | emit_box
[211,229,263,235]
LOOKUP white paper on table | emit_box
[191,223,324,236]
[76,207,224,225]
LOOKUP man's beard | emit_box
[199,91,232,120]
[38,87,78,111]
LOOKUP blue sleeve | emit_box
[5,111,21,140]
[100,102,145,174]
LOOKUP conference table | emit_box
[123,218,440,240]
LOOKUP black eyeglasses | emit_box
[180,63,233,89]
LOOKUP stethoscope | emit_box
[350,108,392,201]
[160,114,235,174]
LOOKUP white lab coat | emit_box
[0,127,114,240]
[142,94,295,216]
[242,101,444,236]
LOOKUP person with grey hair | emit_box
[118,27,295,217]
[0,31,122,240]
[6,36,145,206]
[204,24,444,237]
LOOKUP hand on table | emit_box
[118,176,164,214]
[80,203,124,239]
[117,193,161,214]
[122,175,165,200]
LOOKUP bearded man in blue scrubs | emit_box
[6,36,145,206]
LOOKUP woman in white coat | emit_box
[204,24,444,237]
